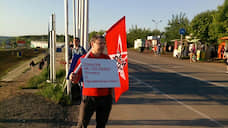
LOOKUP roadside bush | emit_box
[39,83,70,104]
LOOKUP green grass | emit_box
[22,68,70,104]
[39,83,71,104]
[21,68,48,89]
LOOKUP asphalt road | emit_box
[89,50,228,128]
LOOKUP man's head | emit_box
[90,35,106,56]
[73,37,80,47]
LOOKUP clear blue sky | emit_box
[0,0,224,36]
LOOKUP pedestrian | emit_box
[70,35,113,128]
[70,37,86,62]
[39,59,45,70]
[190,44,196,63]
[29,60,35,67]
[157,43,161,55]
[225,55,228,74]
[68,37,87,100]
[221,45,225,59]
[29,60,35,71]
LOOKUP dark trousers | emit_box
[76,95,112,128]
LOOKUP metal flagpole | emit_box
[49,30,53,81]
[84,0,89,50]
[52,29,56,82]
[64,0,70,95]
[80,0,85,47]
[76,0,80,37]
[73,0,76,38]
[52,13,56,82]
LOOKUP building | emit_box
[17,40,26,47]
[134,39,145,49]
[30,41,64,48]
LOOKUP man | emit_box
[68,37,86,100]
[70,35,113,128]
[70,37,87,63]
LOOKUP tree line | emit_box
[128,0,228,47]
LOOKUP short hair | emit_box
[74,37,80,42]
[90,34,105,42]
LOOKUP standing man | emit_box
[70,35,113,128]
[68,37,87,100]
[70,37,87,62]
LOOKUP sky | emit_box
[0,0,225,37]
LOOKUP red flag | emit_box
[105,16,129,102]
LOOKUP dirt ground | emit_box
[0,52,79,128]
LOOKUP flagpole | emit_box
[84,0,89,50]
[80,0,84,47]
[76,0,80,37]
[73,0,76,38]
[64,0,70,95]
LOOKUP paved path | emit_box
[0,54,45,82]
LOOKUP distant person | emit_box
[157,43,161,55]
[29,60,35,67]
[168,45,172,52]
[30,60,35,71]
[39,59,45,70]
[190,44,196,63]
[68,37,87,100]
[225,55,228,74]
[221,45,225,59]
[70,37,86,62]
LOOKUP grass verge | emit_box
[21,68,71,105]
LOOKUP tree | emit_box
[209,0,228,43]
[127,25,152,47]
[89,30,105,41]
[151,29,161,36]
[190,10,216,43]
[164,12,190,44]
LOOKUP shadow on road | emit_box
[117,62,228,105]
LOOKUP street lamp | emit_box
[152,19,162,30]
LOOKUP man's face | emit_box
[91,38,106,54]
[73,39,80,47]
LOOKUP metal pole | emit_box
[52,30,56,82]
[49,31,53,81]
[73,0,76,38]
[52,13,56,82]
[76,0,80,37]
[181,34,183,43]
[84,0,89,50]
[80,0,85,47]
[64,0,70,95]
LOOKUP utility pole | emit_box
[152,19,162,30]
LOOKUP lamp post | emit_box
[152,19,162,30]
